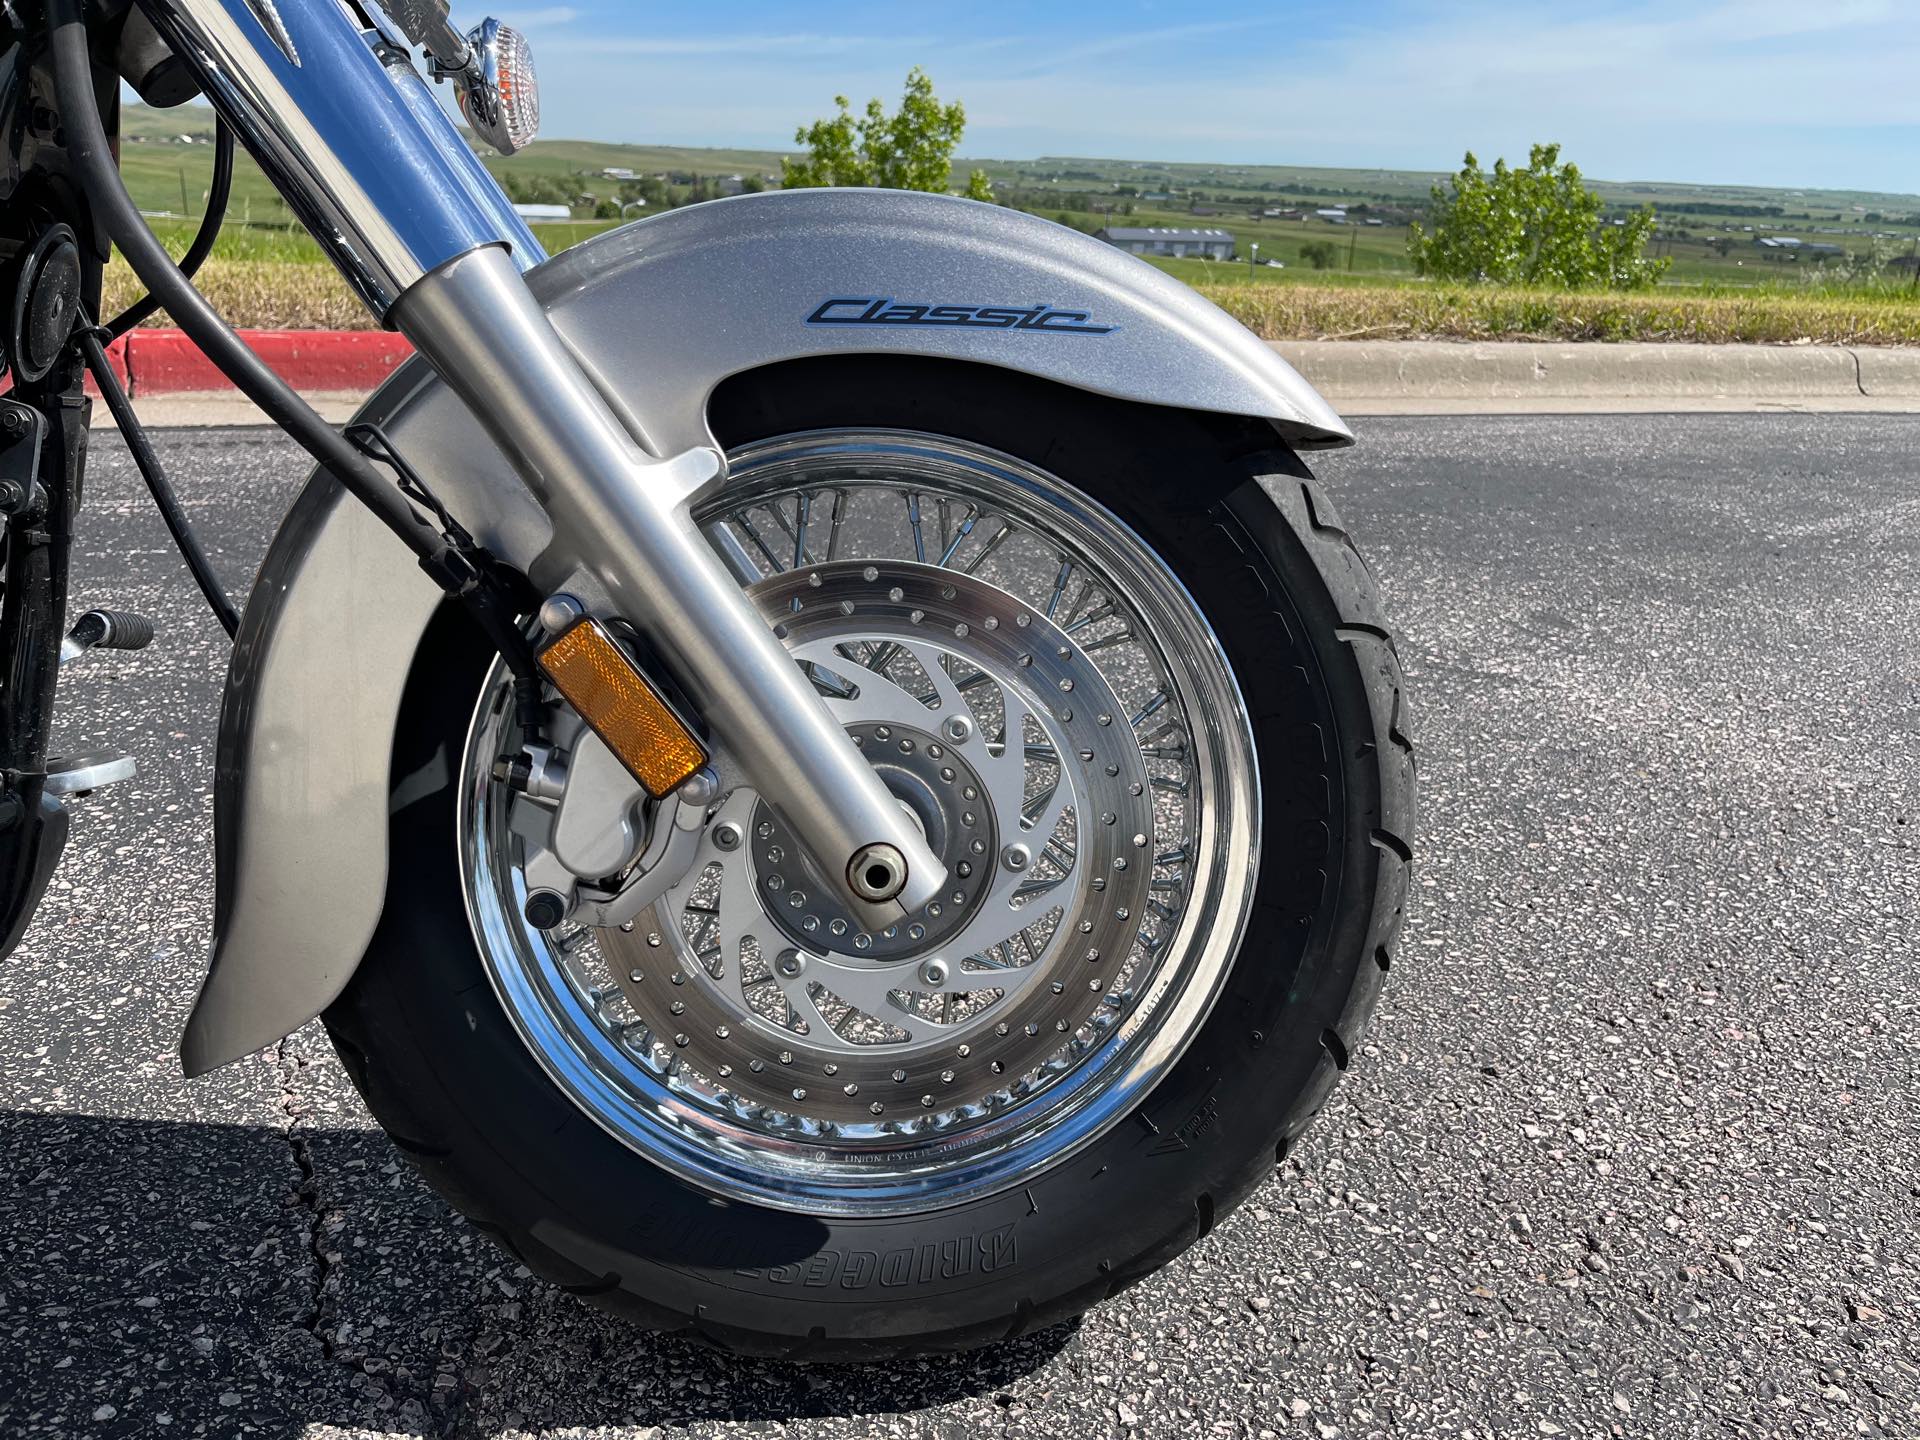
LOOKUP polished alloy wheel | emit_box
[459,432,1261,1214]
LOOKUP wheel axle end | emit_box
[847,842,908,903]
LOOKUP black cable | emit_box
[47,0,446,572]
[50,1,540,687]
[102,117,234,340]
[75,325,241,638]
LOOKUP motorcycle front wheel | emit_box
[323,357,1414,1359]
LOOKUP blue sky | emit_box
[490,0,1919,194]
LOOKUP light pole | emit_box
[1248,241,1259,280]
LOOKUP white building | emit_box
[1096,226,1236,260]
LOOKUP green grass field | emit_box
[111,106,1920,341]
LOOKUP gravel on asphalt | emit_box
[1,414,1915,1439]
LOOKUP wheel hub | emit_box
[461,431,1259,1214]
[750,720,995,959]
[602,561,1155,1134]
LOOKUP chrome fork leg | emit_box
[391,246,946,917]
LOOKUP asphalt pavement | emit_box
[1,415,1916,1439]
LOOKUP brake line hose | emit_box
[47,0,448,570]
[74,325,241,637]
[101,118,235,341]
[49,0,540,685]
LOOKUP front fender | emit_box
[181,188,1350,1075]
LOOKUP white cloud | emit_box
[1027,16,1288,67]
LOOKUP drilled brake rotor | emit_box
[602,561,1156,1133]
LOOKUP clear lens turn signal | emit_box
[458,18,539,155]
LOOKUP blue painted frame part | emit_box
[144,0,542,317]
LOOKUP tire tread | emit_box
[324,420,1414,1363]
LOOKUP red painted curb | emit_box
[5,329,411,401]
[1,335,130,398]
[126,328,414,396]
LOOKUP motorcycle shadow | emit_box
[0,1109,1075,1437]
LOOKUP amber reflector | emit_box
[536,619,706,799]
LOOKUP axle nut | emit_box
[847,842,908,902]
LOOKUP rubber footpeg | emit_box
[67,609,155,652]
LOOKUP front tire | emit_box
[323,359,1414,1359]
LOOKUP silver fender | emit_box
[180,188,1350,1075]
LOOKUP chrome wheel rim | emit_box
[459,431,1261,1215]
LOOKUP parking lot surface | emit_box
[2,414,1915,1438]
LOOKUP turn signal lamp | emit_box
[536,619,706,799]
[458,19,540,155]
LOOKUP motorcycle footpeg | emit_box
[43,754,137,798]
[60,609,157,664]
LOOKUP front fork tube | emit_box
[390,245,948,921]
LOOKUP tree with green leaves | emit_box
[1299,240,1339,271]
[782,68,994,201]
[499,170,572,208]
[1408,143,1668,290]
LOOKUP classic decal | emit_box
[807,297,1118,336]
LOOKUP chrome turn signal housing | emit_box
[456,18,539,155]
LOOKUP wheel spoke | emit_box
[466,435,1253,1213]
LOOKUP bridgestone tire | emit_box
[322,358,1415,1361]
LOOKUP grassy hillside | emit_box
[110,103,1920,338]
[120,105,1920,286]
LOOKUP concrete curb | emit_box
[34,330,1920,424]
[1272,340,1920,415]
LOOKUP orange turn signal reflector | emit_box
[537,619,707,799]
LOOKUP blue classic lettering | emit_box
[807,297,1118,336]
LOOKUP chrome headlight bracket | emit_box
[373,3,540,155]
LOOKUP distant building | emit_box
[512,203,572,221]
[1755,236,1845,260]
[600,167,636,181]
[1096,226,1236,260]
[1315,207,1349,224]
